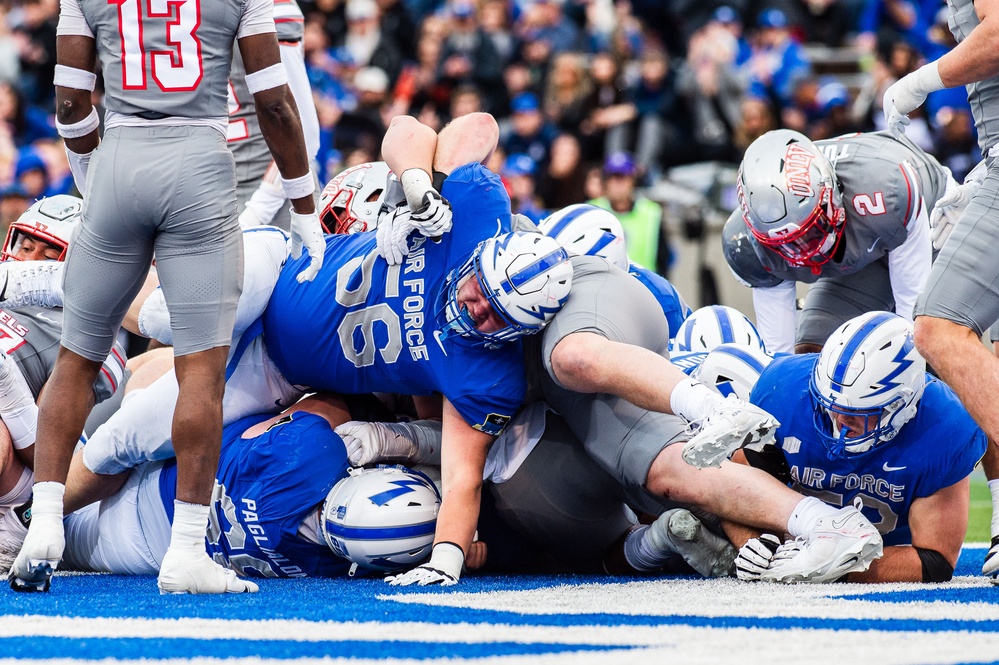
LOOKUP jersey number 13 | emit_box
[110,0,204,92]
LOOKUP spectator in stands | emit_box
[501,153,547,222]
[579,52,629,161]
[618,49,683,177]
[340,0,404,81]
[448,85,485,123]
[480,0,516,63]
[590,152,672,275]
[810,79,864,138]
[500,91,559,165]
[800,0,860,47]
[932,106,979,182]
[709,6,751,65]
[438,0,505,112]
[335,66,390,155]
[733,96,778,154]
[744,9,811,110]
[0,80,54,147]
[6,0,57,107]
[517,0,582,55]
[855,0,932,56]
[376,0,417,61]
[538,133,589,210]
[542,51,592,133]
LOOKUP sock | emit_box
[989,480,999,539]
[669,378,724,423]
[169,501,210,552]
[31,482,64,521]
[786,496,840,538]
[623,525,675,572]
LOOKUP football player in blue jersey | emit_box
[733,312,985,583]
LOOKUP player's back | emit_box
[80,0,247,119]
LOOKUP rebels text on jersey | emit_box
[749,354,985,546]
[263,163,522,435]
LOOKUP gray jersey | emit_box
[81,0,251,118]
[2,306,126,403]
[228,0,304,185]
[948,0,999,155]
[725,131,949,288]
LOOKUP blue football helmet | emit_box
[440,232,572,347]
[539,203,628,270]
[693,343,773,401]
[809,311,925,457]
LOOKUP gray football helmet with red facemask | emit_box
[3,195,82,261]
[738,129,845,275]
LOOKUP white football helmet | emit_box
[539,203,629,270]
[692,343,773,401]
[3,195,82,261]
[320,465,441,573]
[809,311,926,457]
[672,305,765,353]
[441,232,572,347]
[738,129,845,274]
[318,162,402,234]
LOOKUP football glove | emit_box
[289,210,325,283]
[385,542,462,586]
[336,421,419,466]
[409,190,452,238]
[930,161,986,251]
[735,533,782,582]
[375,207,416,265]
[882,62,943,139]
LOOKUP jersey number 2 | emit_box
[110,0,204,91]
[852,192,886,216]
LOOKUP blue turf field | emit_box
[2,545,999,664]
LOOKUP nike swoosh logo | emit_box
[882,463,906,472]
[434,330,448,357]
[867,238,879,253]
[830,516,852,530]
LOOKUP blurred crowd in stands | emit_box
[0,0,980,271]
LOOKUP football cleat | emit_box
[648,509,736,578]
[158,548,259,594]
[761,506,883,583]
[8,513,64,593]
[681,396,779,468]
[983,535,999,581]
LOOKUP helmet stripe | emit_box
[502,247,568,293]
[831,312,896,386]
[324,519,438,540]
[714,306,735,343]
[546,205,591,239]
[716,345,767,373]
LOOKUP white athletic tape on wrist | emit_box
[281,171,315,199]
[56,107,99,139]
[428,542,464,579]
[401,168,433,209]
[53,64,97,91]
[245,62,288,94]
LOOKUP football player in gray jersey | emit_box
[11,0,325,595]
[884,0,999,582]
[724,128,949,354]
[231,0,321,232]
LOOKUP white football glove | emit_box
[734,534,783,582]
[409,190,452,238]
[376,207,417,265]
[385,542,463,587]
[289,210,325,283]
[930,160,987,251]
[336,421,419,466]
[882,62,944,139]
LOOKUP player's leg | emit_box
[151,128,252,594]
[10,129,157,591]
[794,261,893,354]
[433,112,499,175]
[984,330,999,575]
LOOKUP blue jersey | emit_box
[264,163,523,435]
[750,355,986,546]
[162,412,353,578]
[628,263,691,339]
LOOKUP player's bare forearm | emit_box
[938,2,999,87]
[382,115,437,179]
[845,546,924,582]
[437,400,492,553]
[55,35,99,153]
[434,473,482,555]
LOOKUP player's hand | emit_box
[385,542,463,587]
[335,421,419,466]
[376,207,415,265]
[882,85,912,139]
[385,563,458,586]
[289,210,325,283]
[882,62,943,139]
[930,180,978,251]
[409,190,452,238]
[735,534,782,581]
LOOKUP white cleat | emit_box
[648,509,736,578]
[761,507,883,584]
[8,514,64,593]
[983,536,999,582]
[681,396,779,469]
[158,548,259,595]
[0,506,29,576]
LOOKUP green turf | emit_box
[969,475,992,543]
